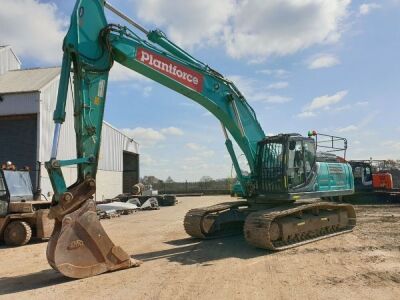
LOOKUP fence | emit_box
[152,180,234,195]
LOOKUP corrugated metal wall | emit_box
[39,75,76,163]
[38,76,139,169]
[99,122,139,171]
[38,75,139,200]
[95,169,123,201]
[38,76,78,198]
[0,47,21,75]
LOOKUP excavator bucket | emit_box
[46,199,140,278]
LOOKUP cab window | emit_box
[303,140,316,178]
[364,166,372,182]
[287,140,304,188]
[354,167,362,178]
[287,139,316,188]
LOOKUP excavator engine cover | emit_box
[47,199,139,278]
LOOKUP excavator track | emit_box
[184,201,249,238]
[244,202,356,250]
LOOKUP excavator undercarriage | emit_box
[184,200,356,250]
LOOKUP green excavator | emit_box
[45,0,356,278]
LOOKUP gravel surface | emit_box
[0,196,399,300]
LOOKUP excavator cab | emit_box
[256,133,353,200]
[257,134,316,194]
[349,161,373,191]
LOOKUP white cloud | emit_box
[185,143,215,157]
[229,75,292,104]
[109,63,152,82]
[141,86,153,97]
[0,0,67,64]
[202,112,213,117]
[140,153,157,166]
[186,143,202,151]
[122,126,184,146]
[297,111,316,118]
[264,95,292,104]
[334,104,351,112]
[200,150,215,158]
[109,63,154,96]
[179,102,198,108]
[297,90,347,118]
[382,140,400,151]
[134,0,236,48]
[308,54,340,69]
[359,3,381,15]
[267,82,289,89]
[336,125,358,133]
[225,0,350,60]
[161,127,184,136]
[122,127,165,146]
[334,101,368,112]
[133,0,351,60]
[335,112,378,134]
[306,90,348,111]
[257,69,290,78]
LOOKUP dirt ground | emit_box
[0,195,399,300]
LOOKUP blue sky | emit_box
[1,0,399,181]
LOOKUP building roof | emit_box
[0,67,60,94]
[0,45,22,67]
[103,120,140,146]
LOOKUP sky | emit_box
[0,0,399,181]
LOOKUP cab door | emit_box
[287,138,316,190]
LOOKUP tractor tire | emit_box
[4,221,32,246]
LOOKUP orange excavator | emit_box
[45,1,356,278]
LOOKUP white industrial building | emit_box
[0,46,139,201]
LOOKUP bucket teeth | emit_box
[46,199,139,278]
